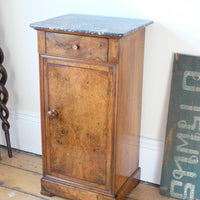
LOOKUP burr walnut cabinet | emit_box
[31,14,152,200]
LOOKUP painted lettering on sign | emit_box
[169,70,200,199]
[161,55,200,200]
[170,180,195,200]
[180,104,200,112]
[182,71,200,92]
[176,132,200,155]
[173,155,198,179]
[177,117,200,131]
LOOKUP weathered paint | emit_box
[161,54,200,200]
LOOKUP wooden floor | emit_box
[0,147,175,200]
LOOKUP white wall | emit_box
[0,0,200,184]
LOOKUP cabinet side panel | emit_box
[115,29,145,193]
[39,55,47,176]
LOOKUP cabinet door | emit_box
[41,57,116,191]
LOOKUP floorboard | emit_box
[0,147,175,200]
[0,187,42,200]
[0,148,42,174]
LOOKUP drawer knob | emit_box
[72,44,79,50]
[47,110,58,119]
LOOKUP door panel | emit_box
[43,58,115,189]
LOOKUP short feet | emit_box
[41,190,54,197]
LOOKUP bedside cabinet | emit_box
[31,14,152,200]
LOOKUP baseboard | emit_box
[0,110,41,155]
[0,110,165,185]
[139,137,164,185]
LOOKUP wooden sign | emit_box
[161,53,200,200]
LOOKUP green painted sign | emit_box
[161,54,200,200]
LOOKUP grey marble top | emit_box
[30,14,152,37]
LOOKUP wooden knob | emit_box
[72,44,79,50]
[47,110,58,119]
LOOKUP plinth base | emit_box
[41,168,140,200]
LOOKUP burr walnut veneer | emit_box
[31,14,152,200]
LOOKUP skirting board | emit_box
[0,110,41,155]
[0,110,164,185]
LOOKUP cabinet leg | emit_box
[41,190,54,197]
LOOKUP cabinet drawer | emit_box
[45,32,108,62]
